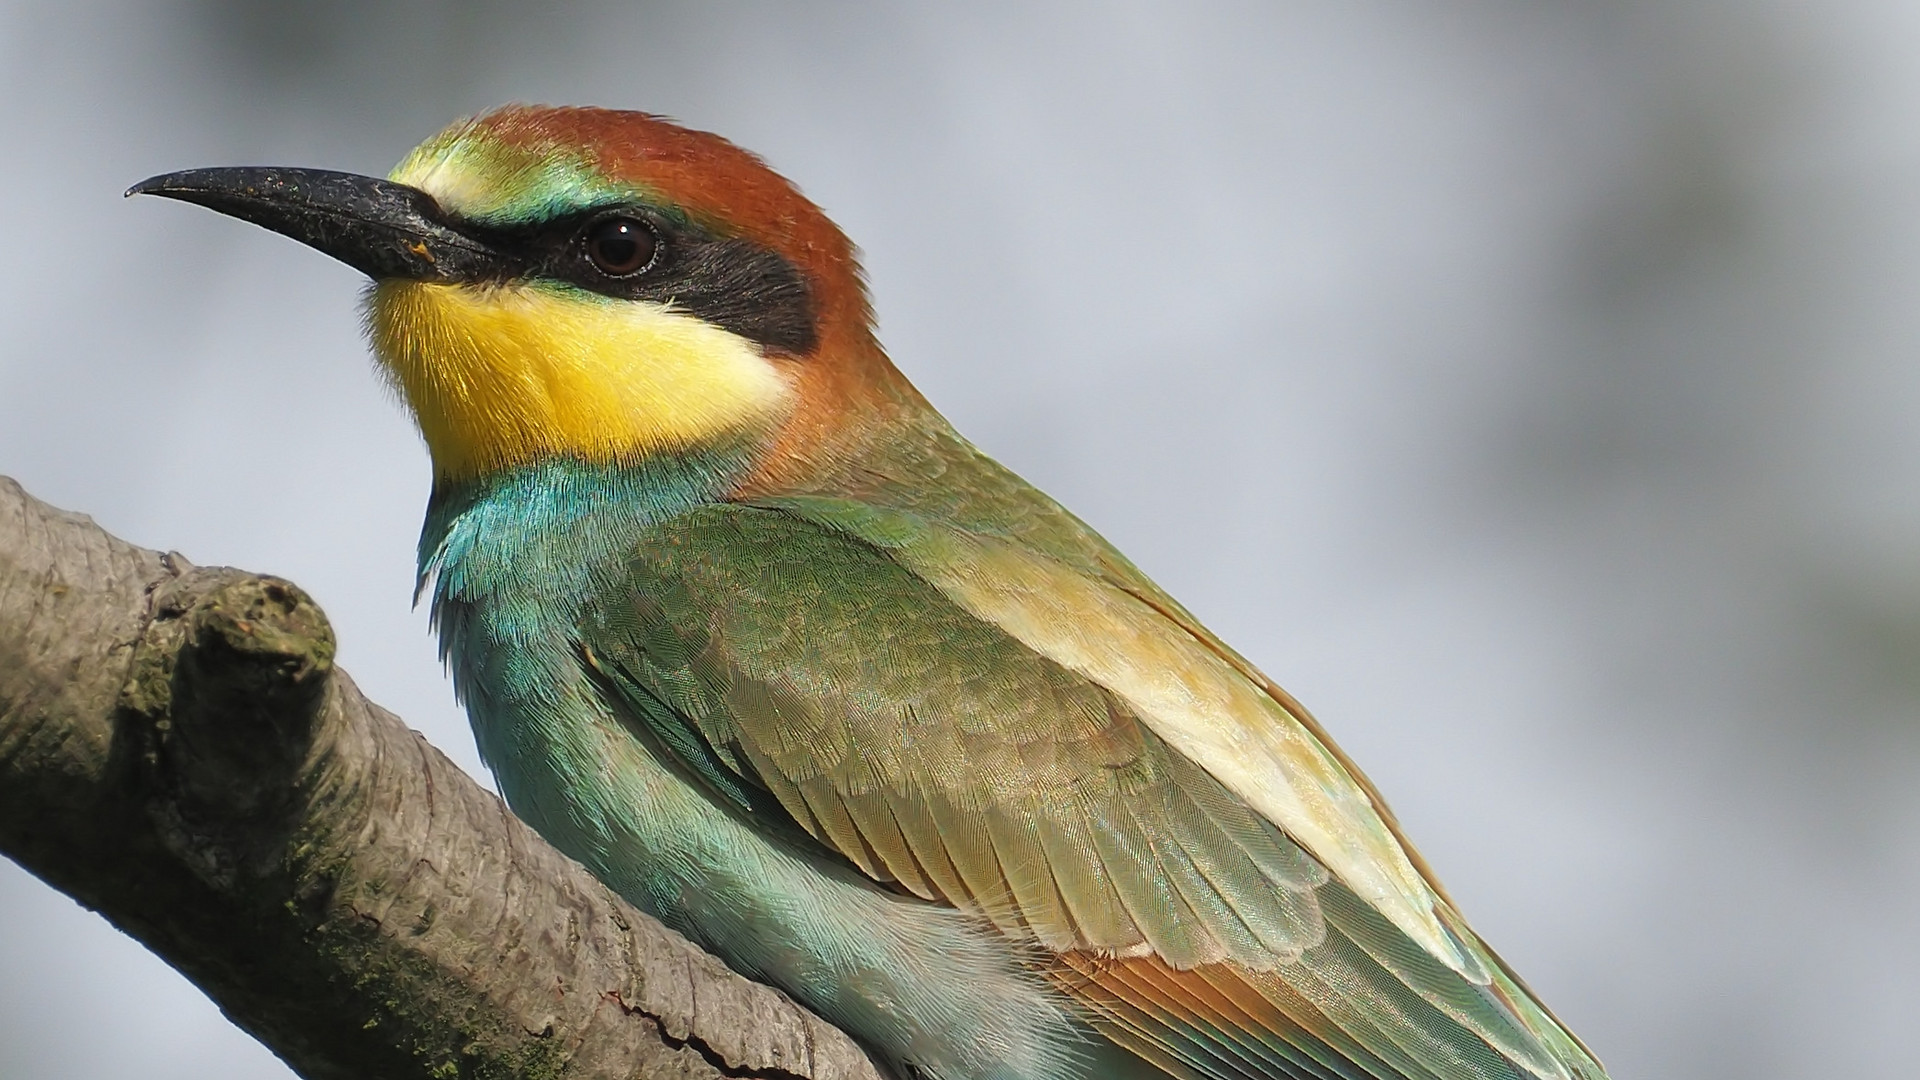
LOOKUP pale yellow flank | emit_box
[365,281,793,479]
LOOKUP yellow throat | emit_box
[364,281,794,480]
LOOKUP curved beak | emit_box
[127,167,496,282]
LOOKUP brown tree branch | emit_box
[0,476,883,1080]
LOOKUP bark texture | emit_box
[0,476,883,1080]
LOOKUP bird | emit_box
[131,105,1609,1080]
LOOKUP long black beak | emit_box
[127,167,496,281]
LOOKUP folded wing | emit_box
[578,500,1604,1080]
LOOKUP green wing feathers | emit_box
[583,505,1330,965]
[577,497,1606,1080]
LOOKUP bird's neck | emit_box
[418,448,752,629]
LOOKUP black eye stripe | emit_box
[449,206,817,356]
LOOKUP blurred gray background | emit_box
[3,2,1916,1078]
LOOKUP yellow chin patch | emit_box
[365,281,793,480]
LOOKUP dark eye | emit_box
[584,217,658,276]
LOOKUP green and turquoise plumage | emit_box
[133,106,1610,1080]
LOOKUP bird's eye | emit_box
[584,217,658,276]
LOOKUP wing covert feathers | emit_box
[581,498,1607,1080]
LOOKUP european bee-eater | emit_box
[132,106,1608,1080]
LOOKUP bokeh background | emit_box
[3,3,1918,1078]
